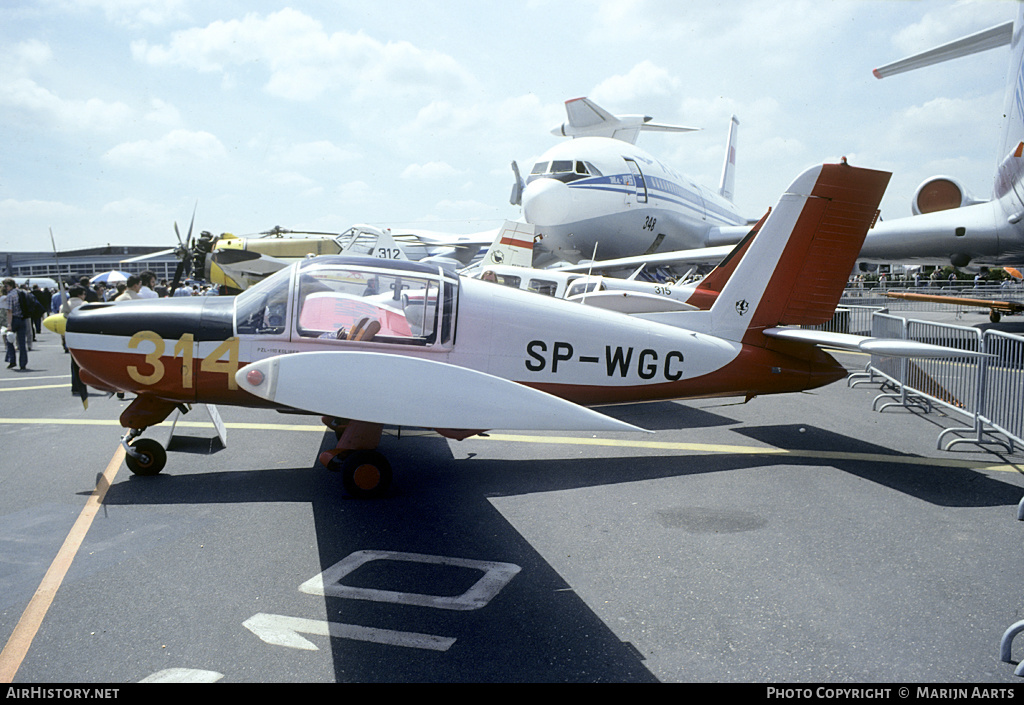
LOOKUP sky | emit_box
[0,0,1018,253]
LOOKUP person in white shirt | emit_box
[115,276,143,301]
[138,270,159,299]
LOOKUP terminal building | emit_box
[1,246,180,285]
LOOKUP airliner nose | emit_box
[522,177,571,227]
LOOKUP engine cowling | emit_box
[911,176,977,215]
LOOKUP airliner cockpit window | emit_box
[293,264,455,347]
[527,160,598,185]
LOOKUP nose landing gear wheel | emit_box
[125,438,167,476]
[331,449,393,499]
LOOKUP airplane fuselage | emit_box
[522,137,747,264]
[66,256,844,430]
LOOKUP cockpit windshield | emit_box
[235,256,458,347]
[526,160,603,185]
[235,265,292,336]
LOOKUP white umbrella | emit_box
[90,270,130,285]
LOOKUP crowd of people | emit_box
[1,269,219,373]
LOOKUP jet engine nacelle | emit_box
[911,176,979,215]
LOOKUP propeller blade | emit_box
[121,248,176,263]
[186,201,197,248]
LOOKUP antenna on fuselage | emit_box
[580,242,599,305]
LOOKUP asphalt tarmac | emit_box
[0,321,1022,684]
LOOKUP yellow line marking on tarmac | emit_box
[473,433,1024,474]
[0,375,71,383]
[0,384,72,392]
[0,444,125,683]
[0,417,326,431]
[5,418,1015,473]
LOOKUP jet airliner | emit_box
[513,98,753,266]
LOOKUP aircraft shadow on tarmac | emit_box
[94,423,1021,682]
[597,400,738,430]
[98,432,660,682]
[733,424,1022,508]
[165,433,226,455]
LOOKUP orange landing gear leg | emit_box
[319,420,391,498]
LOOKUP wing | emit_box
[549,219,759,275]
[566,290,698,314]
[551,244,737,274]
[236,351,647,433]
[761,328,993,358]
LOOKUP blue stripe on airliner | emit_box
[567,175,742,225]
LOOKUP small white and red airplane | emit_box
[66,161,978,498]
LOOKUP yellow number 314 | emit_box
[127,331,240,390]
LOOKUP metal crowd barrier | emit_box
[846,312,1023,454]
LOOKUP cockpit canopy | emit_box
[235,256,458,347]
[527,159,603,185]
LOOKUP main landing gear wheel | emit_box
[330,449,393,499]
[125,438,167,476]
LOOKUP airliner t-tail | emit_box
[860,6,1024,267]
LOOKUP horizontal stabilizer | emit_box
[762,327,992,358]
[236,351,646,433]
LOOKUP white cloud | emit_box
[104,129,227,168]
[886,95,997,155]
[0,197,80,219]
[144,98,182,128]
[131,8,476,102]
[101,197,162,216]
[892,0,1013,54]
[0,40,134,133]
[398,94,560,162]
[266,171,317,189]
[401,161,465,180]
[434,198,504,216]
[591,61,682,106]
[274,141,359,166]
[336,180,380,206]
[56,0,190,28]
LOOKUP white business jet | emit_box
[859,7,1024,267]
[512,97,754,266]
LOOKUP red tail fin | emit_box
[745,163,889,338]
